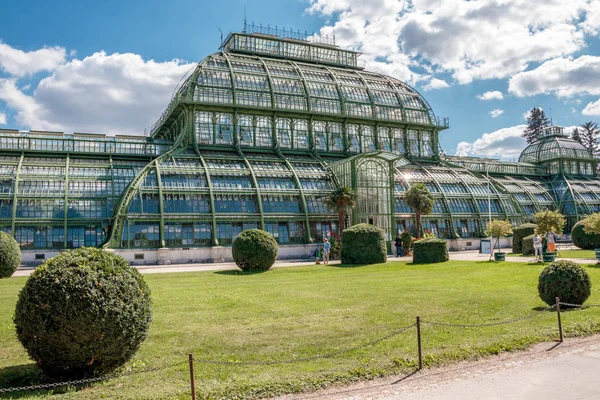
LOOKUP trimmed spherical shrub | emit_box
[538,260,591,306]
[512,223,537,254]
[412,237,449,264]
[232,229,278,271]
[0,231,21,278]
[522,234,535,256]
[571,221,600,250]
[341,223,387,265]
[14,247,152,378]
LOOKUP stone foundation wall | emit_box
[21,244,321,266]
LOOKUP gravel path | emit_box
[274,335,600,400]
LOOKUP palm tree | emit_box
[324,186,358,236]
[404,183,434,237]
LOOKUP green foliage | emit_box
[13,247,152,378]
[578,121,600,154]
[572,221,600,250]
[486,219,513,260]
[582,212,600,236]
[404,183,434,236]
[323,186,357,233]
[522,234,535,256]
[486,220,513,239]
[341,223,387,264]
[412,237,449,264]
[0,232,21,279]
[329,235,341,260]
[533,209,565,236]
[232,229,278,271]
[400,232,413,256]
[512,223,537,254]
[522,107,550,144]
[538,260,591,306]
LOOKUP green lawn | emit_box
[2,260,600,399]
[507,249,597,259]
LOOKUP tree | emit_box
[579,121,600,156]
[571,127,583,145]
[581,212,600,235]
[522,107,550,144]
[533,209,565,237]
[485,219,513,261]
[323,186,357,236]
[404,183,434,237]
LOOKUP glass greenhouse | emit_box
[2,29,598,263]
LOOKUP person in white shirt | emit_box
[533,230,543,262]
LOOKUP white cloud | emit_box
[0,111,6,125]
[582,0,600,35]
[0,51,195,135]
[453,125,527,159]
[455,141,472,157]
[582,99,600,116]
[477,91,504,100]
[509,56,600,97]
[308,0,592,84]
[490,109,504,118]
[0,42,66,77]
[423,77,449,91]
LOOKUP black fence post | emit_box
[189,353,196,400]
[555,297,563,343]
[416,316,422,370]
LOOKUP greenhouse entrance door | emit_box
[327,152,411,252]
[354,157,392,246]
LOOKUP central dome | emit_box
[189,51,436,125]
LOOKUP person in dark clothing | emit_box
[394,234,403,257]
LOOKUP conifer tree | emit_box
[579,121,600,156]
[571,127,583,145]
[522,107,550,144]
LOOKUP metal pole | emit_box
[189,353,196,400]
[416,316,422,370]
[555,297,563,343]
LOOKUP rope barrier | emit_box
[3,300,600,394]
[421,305,556,328]
[0,360,189,394]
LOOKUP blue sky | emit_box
[1,0,600,159]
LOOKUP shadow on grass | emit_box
[214,269,269,276]
[328,263,378,268]
[0,363,84,399]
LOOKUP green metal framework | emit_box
[2,32,600,251]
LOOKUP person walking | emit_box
[533,230,543,262]
[394,234,403,257]
[546,230,558,253]
[323,238,331,264]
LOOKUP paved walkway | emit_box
[12,249,597,277]
[12,258,342,277]
[276,335,600,400]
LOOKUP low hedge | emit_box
[571,221,600,250]
[412,237,449,264]
[512,223,537,254]
[232,229,278,271]
[538,260,591,306]
[0,231,21,278]
[522,234,535,256]
[341,224,387,265]
[14,248,152,378]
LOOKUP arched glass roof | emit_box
[519,136,594,164]
[151,51,446,137]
